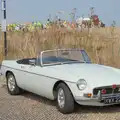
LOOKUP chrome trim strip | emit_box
[2,65,76,84]
[93,85,120,89]
[102,93,120,99]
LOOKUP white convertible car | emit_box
[1,49,120,114]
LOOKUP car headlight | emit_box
[77,79,87,90]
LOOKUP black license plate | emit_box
[104,97,120,104]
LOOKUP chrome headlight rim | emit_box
[77,79,87,90]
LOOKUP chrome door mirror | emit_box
[29,59,36,66]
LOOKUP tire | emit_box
[6,72,23,95]
[56,83,74,114]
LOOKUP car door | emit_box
[19,64,57,100]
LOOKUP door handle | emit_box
[21,66,25,69]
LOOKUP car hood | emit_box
[46,63,120,88]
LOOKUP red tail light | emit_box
[101,89,106,94]
[112,84,117,89]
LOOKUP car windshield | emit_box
[40,49,91,66]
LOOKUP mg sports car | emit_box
[1,49,120,114]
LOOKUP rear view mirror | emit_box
[29,59,36,66]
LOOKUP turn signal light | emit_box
[84,93,92,98]
[87,93,92,97]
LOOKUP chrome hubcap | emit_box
[8,75,15,92]
[58,88,65,108]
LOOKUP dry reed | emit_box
[0,26,120,68]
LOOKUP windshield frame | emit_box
[39,49,91,67]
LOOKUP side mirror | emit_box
[29,59,36,66]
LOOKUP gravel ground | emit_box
[0,76,120,120]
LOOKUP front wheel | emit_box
[56,83,74,114]
[6,72,23,95]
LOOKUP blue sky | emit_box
[0,0,120,26]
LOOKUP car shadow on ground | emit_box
[75,104,120,114]
[2,85,120,114]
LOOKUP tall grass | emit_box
[0,26,120,68]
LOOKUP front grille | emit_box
[93,86,120,95]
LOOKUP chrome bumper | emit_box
[75,93,120,106]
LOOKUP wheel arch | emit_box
[6,70,23,95]
[6,71,14,78]
[53,80,74,100]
